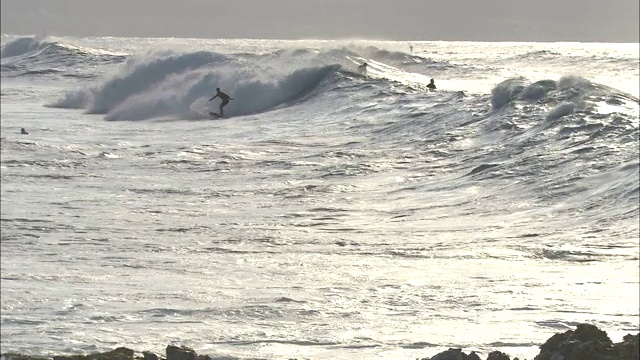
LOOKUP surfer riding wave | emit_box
[209,88,234,117]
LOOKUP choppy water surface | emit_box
[1,35,638,359]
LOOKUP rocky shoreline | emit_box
[1,324,638,360]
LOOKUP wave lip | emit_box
[1,36,45,58]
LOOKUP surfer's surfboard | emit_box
[209,112,222,119]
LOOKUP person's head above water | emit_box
[430,78,435,83]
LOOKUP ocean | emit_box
[1,35,638,359]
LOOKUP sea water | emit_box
[1,35,639,359]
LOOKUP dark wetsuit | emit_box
[210,90,233,116]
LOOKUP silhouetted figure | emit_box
[427,78,436,91]
[410,45,413,53]
[20,128,29,135]
[357,62,368,75]
[209,88,234,117]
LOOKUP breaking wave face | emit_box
[1,36,126,61]
[0,36,46,58]
[1,36,127,79]
[49,49,342,121]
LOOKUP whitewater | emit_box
[1,35,638,359]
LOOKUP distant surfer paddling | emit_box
[209,88,234,117]
[427,78,436,91]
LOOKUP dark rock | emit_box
[430,348,465,360]
[573,339,612,360]
[418,348,484,360]
[534,323,639,360]
[52,347,134,360]
[537,332,567,356]
[165,345,196,360]
[486,351,510,360]
[573,324,613,346]
[142,351,160,360]
[611,333,639,360]
[467,352,482,360]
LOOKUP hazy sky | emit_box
[1,0,638,42]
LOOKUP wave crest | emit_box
[50,49,342,121]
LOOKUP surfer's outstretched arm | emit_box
[209,95,218,101]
